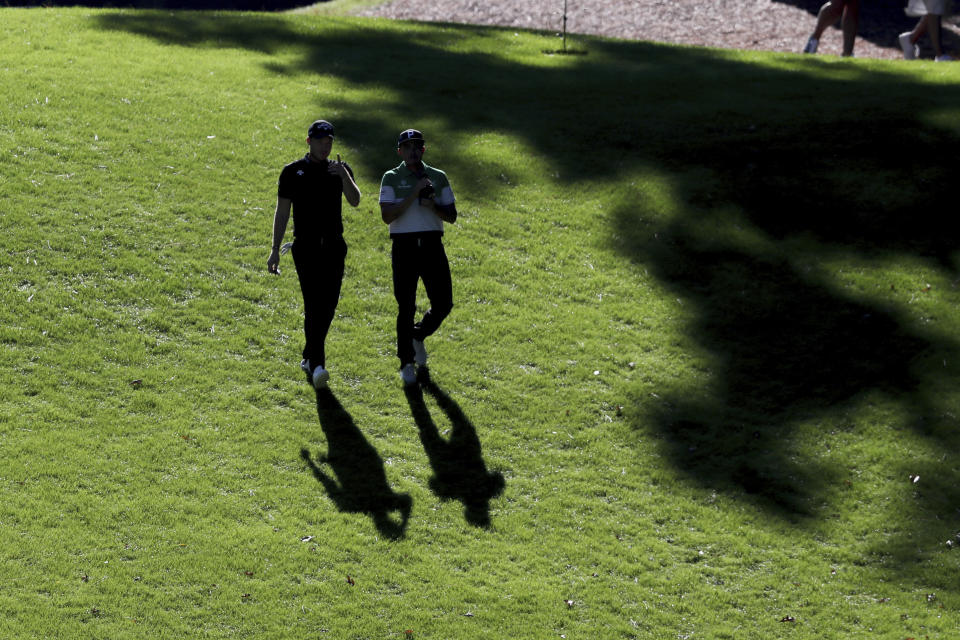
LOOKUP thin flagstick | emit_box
[563,0,568,52]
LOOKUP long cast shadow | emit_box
[301,388,411,540]
[624,237,932,515]
[404,373,504,528]
[613,114,960,531]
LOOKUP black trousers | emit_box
[292,236,346,369]
[391,233,453,366]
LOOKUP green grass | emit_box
[2,6,960,639]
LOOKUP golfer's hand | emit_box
[328,154,348,178]
[267,248,280,275]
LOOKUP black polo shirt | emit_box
[277,154,354,240]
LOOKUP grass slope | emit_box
[1,7,959,639]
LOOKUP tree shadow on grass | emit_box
[613,116,960,531]
[91,10,960,221]
[404,372,504,528]
[625,238,931,516]
[301,388,411,540]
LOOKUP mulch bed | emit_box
[357,0,960,60]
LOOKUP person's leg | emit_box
[927,14,944,57]
[391,238,420,366]
[840,0,860,56]
[413,239,453,342]
[311,237,347,368]
[898,16,924,59]
[811,1,844,39]
[292,242,321,366]
[911,16,930,44]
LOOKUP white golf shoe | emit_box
[412,338,427,366]
[312,365,330,389]
[899,32,919,60]
[400,363,417,386]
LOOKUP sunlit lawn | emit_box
[1,7,959,638]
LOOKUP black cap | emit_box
[397,129,425,147]
[308,120,335,139]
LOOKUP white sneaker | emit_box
[412,338,427,366]
[899,32,918,60]
[935,54,955,62]
[803,37,818,54]
[312,365,329,389]
[400,363,417,386]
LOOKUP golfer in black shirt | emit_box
[268,120,361,388]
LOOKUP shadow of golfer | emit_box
[404,372,505,527]
[301,388,411,540]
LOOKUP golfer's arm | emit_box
[271,197,292,249]
[435,202,457,224]
[380,194,417,225]
[342,173,361,208]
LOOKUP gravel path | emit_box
[355,0,960,60]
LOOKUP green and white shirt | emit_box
[378,162,455,235]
